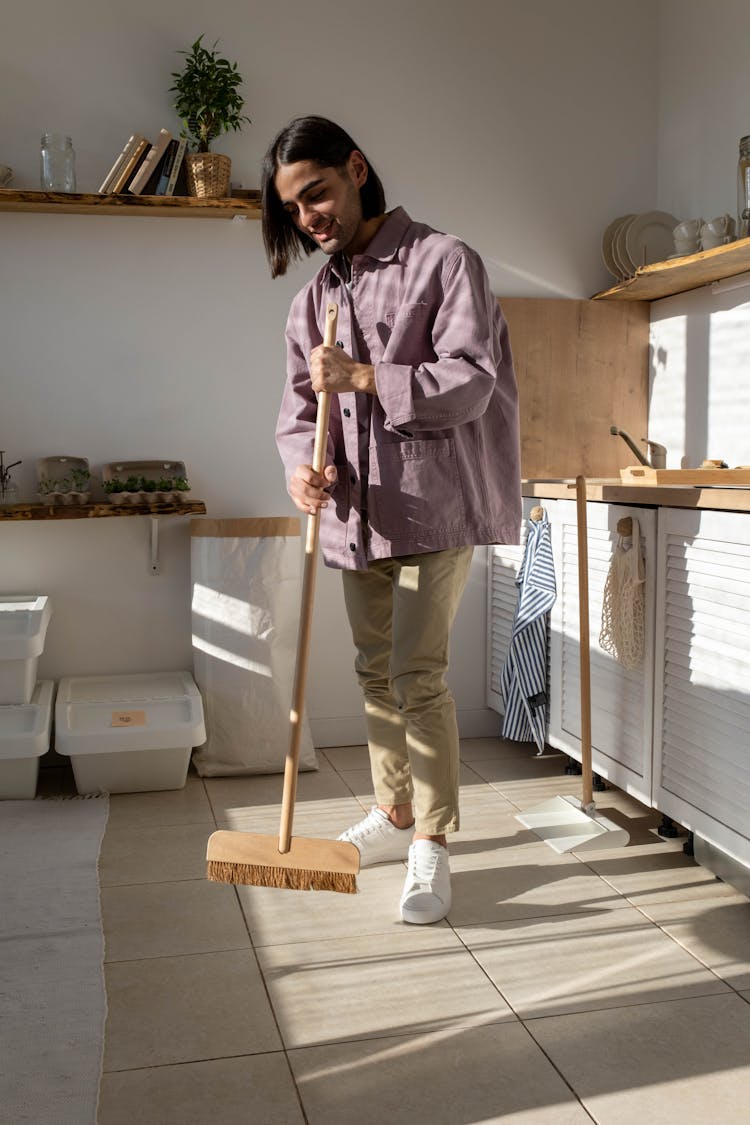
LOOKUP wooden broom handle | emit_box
[279,301,339,852]
[575,475,593,809]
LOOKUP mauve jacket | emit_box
[275,207,522,570]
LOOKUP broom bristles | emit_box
[207,859,357,894]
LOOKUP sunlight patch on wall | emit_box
[649,314,687,467]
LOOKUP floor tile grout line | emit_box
[449,905,736,1116]
[627,895,750,997]
[229,867,312,1125]
[516,1020,600,1122]
[102,945,256,967]
[519,985,739,1022]
[447,915,597,1119]
[102,1046,289,1075]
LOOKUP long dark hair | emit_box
[261,116,386,278]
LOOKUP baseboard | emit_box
[694,835,750,900]
[310,707,500,749]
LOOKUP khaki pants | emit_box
[341,547,474,835]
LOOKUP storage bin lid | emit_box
[0,679,55,758]
[0,596,52,660]
[60,670,196,704]
[54,670,206,755]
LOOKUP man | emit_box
[262,116,521,924]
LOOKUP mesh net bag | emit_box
[599,517,645,669]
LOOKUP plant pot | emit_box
[185,153,232,199]
[39,490,90,506]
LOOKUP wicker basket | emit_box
[185,153,232,199]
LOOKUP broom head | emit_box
[206,829,359,893]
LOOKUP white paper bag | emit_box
[190,517,317,775]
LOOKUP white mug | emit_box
[704,213,735,238]
[701,232,733,250]
[674,217,703,240]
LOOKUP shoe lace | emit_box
[408,846,440,885]
[350,808,387,843]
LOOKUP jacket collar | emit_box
[327,207,410,283]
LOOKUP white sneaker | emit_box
[400,839,452,925]
[337,806,414,867]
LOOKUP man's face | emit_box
[274,151,368,257]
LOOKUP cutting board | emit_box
[620,465,750,486]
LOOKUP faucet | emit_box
[610,426,667,469]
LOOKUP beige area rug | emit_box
[0,794,109,1124]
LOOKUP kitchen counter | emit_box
[523,478,750,513]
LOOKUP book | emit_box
[128,128,172,195]
[109,137,151,193]
[98,134,146,194]
[154,139,179,195]
[164,137,188,196]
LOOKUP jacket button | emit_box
[349,543,356,552]
[343,408,351,418]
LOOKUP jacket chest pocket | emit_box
[382,302,433,366]
[367,438,466,538]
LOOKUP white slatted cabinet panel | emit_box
[548,500,656,804]
[653,508,750,866]
[486,499,554,714]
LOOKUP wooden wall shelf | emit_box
[593,236,750,301]
[0,188,261,219]
[0,500,207,521]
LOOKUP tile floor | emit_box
[43,737,750,1124]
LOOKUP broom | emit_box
[206,301,360,892]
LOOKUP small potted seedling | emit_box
[103,461,191,506]
[103,476,129,505]
[37,457,91,505]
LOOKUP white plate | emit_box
[601,214,634,279]
[613,215,637,277]
[625,210,678,271]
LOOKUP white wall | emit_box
[0,0,658,745]
[649,0,750,468]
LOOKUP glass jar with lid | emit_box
[40,132,76,192]
[0,452,21,506]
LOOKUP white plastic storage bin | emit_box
[0,679,55,799]
[54,671,206,794]
[0,595,52,704]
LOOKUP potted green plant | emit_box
[169,35,251,198]
[103,472,191,506]
[37,456,91,506]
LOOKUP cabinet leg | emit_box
[657,814,679,838]
[683,831,695,857]
[564,756,582,776]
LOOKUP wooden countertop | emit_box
[522,479,750,513]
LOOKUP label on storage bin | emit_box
[111,710,146,727]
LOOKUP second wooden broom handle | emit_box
[279,300,339,853]
[575,475,593,810]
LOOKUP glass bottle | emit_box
[0,452,21,506]
[40,132,76,192]
[737,135,750,239]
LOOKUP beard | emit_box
[311,181,363,256]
